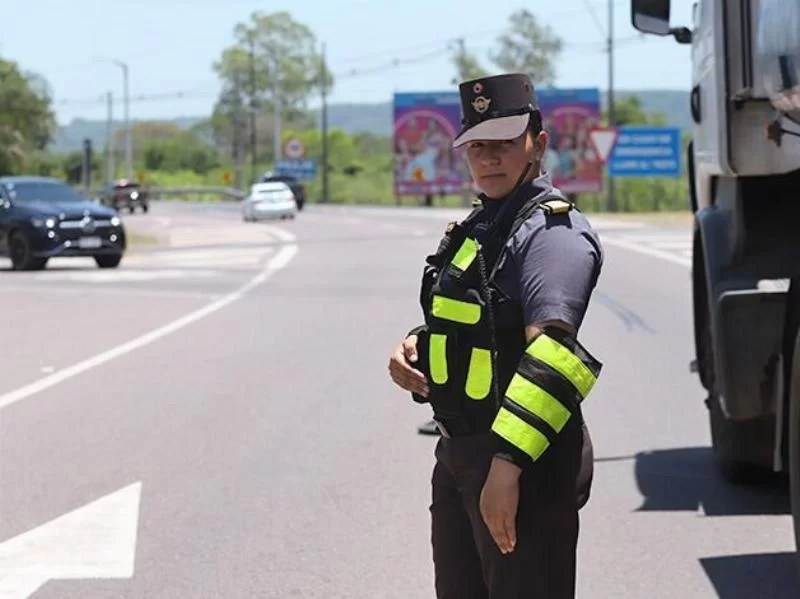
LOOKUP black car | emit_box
[98,179,150,213]
[0,176,127,271]
[260,174,305,210]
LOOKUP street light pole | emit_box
[112,60,132,181]
[607,0,617,212]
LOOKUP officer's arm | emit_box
[490,216,603,468]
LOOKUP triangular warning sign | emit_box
[588,127,619,164]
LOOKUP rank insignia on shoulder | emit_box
[445,221,457,233]
[541,199,573,215]
[471,198,482,207]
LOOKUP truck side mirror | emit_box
[631,0,672,36]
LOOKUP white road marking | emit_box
[602,236,692,268]
[0,284,220,301]
[0,482,141,599]
[32,269,221,282]
[0,229,298,411]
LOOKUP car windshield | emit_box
[5,181,89,203]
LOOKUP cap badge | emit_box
[472,96,491,114]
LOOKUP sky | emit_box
[3,0,696,125]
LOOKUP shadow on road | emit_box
[592,290,656,334]
[596,446,789,516]
[700,552,799,598]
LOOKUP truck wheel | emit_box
[708,394,774,483]
[703,317,775,482]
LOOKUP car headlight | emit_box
[130,191,139,199]
[110,216,121,227]
[31,217,56,228]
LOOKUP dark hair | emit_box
[527,109,543,136]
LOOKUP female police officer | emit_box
[388,73,604,598]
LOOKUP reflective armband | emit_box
[491,332,602,462]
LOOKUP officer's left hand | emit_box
[479,457,521,555]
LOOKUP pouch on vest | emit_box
[576,421,594,510]
[413,326,465,419]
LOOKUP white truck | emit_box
[630,0,800,558]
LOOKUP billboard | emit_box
[537,88,603,194]
[392,92,468,196]
[392,87,603,196]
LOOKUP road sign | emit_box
[275,159,317,181]
[608,126,682,177]
[588,127,619,164]
[283,138,305,159]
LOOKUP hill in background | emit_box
[50,89,691,153]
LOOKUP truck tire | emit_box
[708,393,774,483]
[702,314,775,482]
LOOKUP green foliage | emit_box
[210,11,331,165]
[449,9,563,86]
[0,57,57,174]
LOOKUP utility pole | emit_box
[112,60,132,181]
[248,32,258,184]
[321,42,329,203]
[273,50,282,167]
[105,91,114,186]
[607,0,617,212]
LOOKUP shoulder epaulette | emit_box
[540,198,574,215]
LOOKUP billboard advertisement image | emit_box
[537,88,603,194]
[392,92,469,196]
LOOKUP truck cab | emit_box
[631,0,800,564]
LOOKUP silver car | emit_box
[241,182,298,222]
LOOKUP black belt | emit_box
[433,416,476,438]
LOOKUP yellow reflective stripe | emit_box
[465,347,492,400]
[431,295,481,325]
[505,373,572,433]
[450,238,479,272]
[526,335,597,398]
[492,407,550,460]
[429,334,448,384]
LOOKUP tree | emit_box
[449,38,490,84]
[211,11,333,162]
[489,9,563,86]
[0,58,56,174]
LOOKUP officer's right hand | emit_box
[388,335,429,398]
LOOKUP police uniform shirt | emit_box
[483,172,604,332]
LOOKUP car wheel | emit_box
[9,231,47,271]
[95,254,122,269]
[142,203,149,213]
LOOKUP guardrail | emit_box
[144,186,246,201]
[85,185,247,202]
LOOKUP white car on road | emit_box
[241,181,298,222]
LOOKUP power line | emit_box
[52,30,647,108]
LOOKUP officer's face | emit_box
[464,130,547,199]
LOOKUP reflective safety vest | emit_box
[413,189,603,468]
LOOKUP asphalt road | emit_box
[0,200,797,598]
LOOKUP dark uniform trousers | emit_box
[430,415,590,599]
